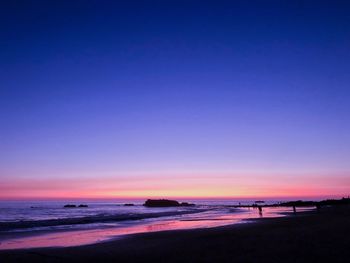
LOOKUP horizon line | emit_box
[1,194,348,202]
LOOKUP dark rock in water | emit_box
[64,204,77,208]
[64,204,88,208]
[144,199,180,207]
[124,203,134,206]
[144,199,195,207]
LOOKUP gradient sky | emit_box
[1,0,350,199]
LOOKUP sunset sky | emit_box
[1,1,350,200]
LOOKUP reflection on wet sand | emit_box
[0,206,313,250]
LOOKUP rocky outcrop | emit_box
[143,199,194,207]
[64,204,88,208]
[64,204,76,208]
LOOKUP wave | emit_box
[0,209,204,231]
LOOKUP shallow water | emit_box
[0,200,314,250]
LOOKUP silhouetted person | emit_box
[258,206,262,216]
[293,205,296,214]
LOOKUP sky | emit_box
[1,0,350,200]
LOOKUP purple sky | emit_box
[1,1,349,199]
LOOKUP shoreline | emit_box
[1,205,349,262]
[0,208,204,231]
[0,206,305,250]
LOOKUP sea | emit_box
[0,199,316,250]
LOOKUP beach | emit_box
[0,200,310,250]
[1,204,349,263]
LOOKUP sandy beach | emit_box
[1,205,349,263]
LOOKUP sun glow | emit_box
[1,172,348,200]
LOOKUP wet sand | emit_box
[1,205,349,263]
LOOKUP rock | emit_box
[143,199,195,207]
[144,199,180,207]
[78,204,88,208]
[124,203,134,206]
[64,204,76,208]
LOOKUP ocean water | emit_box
[0,199,315,250]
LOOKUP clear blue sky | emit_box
[1,1,349,198]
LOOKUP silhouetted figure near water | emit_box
[293,205,296,214]
[258,206,263,216]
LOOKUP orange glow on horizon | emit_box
[1,172,349,200]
